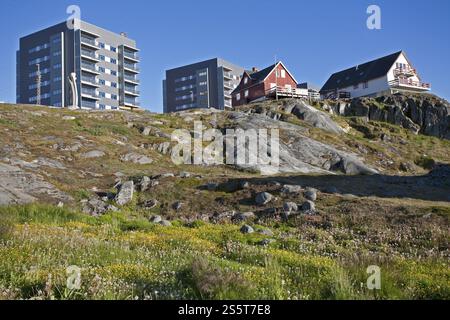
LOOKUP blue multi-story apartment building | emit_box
[16,19,140,110]
[163,58,244,113]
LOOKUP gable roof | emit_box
[320,51,403,93]
[233,61,298,94]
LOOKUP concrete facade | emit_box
[17,19,140,110]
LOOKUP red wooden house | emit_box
[231,61,305,107]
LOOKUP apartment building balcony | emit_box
[123,51,140,62]
[124,97,140,107]
[81,75,100,87]
[80,36,98,50]
[389,79,431,91]
[81,88,99,100]
[81,98,97,109]
[224,81,234,90]
[81,62,100,75]
[124,86,140,96]
[123,74,140,84]
[123,62,140,74]
[393,67,416,78]
[81,49,99,62]
[223,72,233,80]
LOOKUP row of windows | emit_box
[98,42,117,53]
[29,68,50,77]
[29,80,50,90]
[99,54,117,64]
[175,93,194,101]
[353,82,369,90]
[97,67,117,76]
[235,90,249,101]
[175,84,195,92]
[29,55,50,66]
[396,62,409,69]
[175,103,196,110]
[175,75,195,83]
[29,43,49,54]
[98,79,118,88]
[98,104,118,110]
[98,92,118,100]
[29,93,50,102]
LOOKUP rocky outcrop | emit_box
[333,94,450,139]
[0,162,72,205]
[226,112,377,175]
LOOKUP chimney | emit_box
[252,67,259,72]
[120,32,128,38]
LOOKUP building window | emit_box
[236,93,241,101]
[110,58,117,64]
[280,70,286,78]
[199,81,207,86]
[111,94,117,100]
[99,43,105,49]
[99,55,105,61]
[198,72,207,77]
[53,64,62,69]
[363,82,369,89]
[244,77,248,84]
[244,90,249,98]
[175,75,195,83]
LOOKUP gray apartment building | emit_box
[163,58,244,113]
[17,19,140,110]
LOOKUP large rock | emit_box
[301,200,316,214]
[290,101,345,134]
[255,192,273,205]
[240,225,254,234]
[304,188,318,201]
[82,198,118,216]
[81,150,105,159]
[120,153,153,165]
[115,181,134,206]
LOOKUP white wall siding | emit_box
[340,76,390,98]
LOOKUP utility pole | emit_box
[275,55,278,101]
[35,64,41,105]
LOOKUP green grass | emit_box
[0,204,448,300]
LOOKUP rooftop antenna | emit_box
[35,64,41,105]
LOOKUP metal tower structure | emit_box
[35,64,41,105]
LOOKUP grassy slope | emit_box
[0,103,449,300]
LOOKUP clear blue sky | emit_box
[1,0,449,112]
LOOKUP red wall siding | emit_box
[263,64,297,91]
